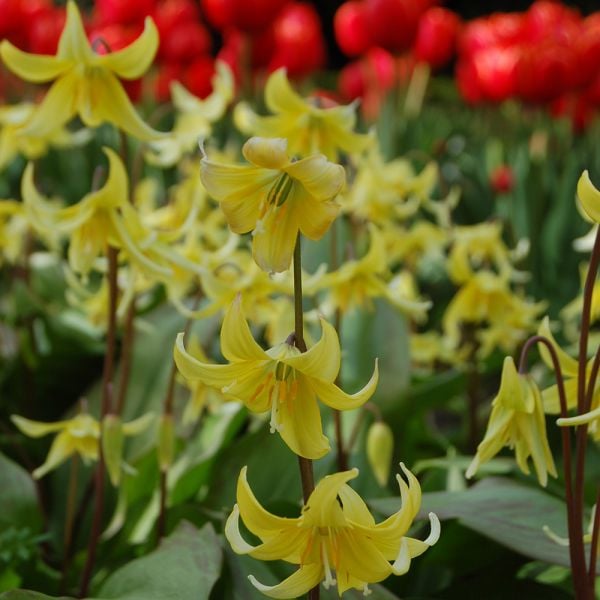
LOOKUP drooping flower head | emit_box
[466,356,557,486]
[0,1,164,141]
[225,465,440,597]
[200,137,345,272]
[174,297,378,459]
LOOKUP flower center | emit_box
[254,174,294,236]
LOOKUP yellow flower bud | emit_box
[102,414,124,487]
[366,421,394,487]
[157,414,175,472]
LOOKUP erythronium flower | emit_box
[11,411,153,479]
[23,146,172,278]
[577,170,600,224]
[466,356,557,487]
[174,297,378,459]
[201,137,345,273]
[0,199,28,265]
[0,1,164,141]
[225,465,440,597]
[234,69,371,161]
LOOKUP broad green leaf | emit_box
[0,592,72,600]
[370,477,581,567]
[93,521,221,600]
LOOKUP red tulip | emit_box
[365,0,422,53]
[0,0,24,37]
[334,1,371,57]
[96,0,156,25]
[490,165,515,194]
[269,3,325,77]
[27,5,65,54]
[159,21,211,63]
[229,0,290,33]
[153,0,199,42]
[459,18,497,57]
[473,45,519,103]
[201,0,234,30]
[183,56,216,99]
[414,7,461,69]
[523,0,580,44]
[571,15,600,90]
[154,63,183,102]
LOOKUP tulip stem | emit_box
[293,235,319,600]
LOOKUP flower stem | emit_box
[59,455,79,593]
[115,298,136,416]
[588,487,600,584]
[292,235,319,600]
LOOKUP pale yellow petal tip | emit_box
[577,170,600,223]
[464,457,478,480]
[424,512,441,546]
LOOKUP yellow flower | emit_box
[225,465,440,597]
[147,61,234,166]
[174,297,378,459]
[11,411,153,479]
[0,199,28,265]
[466,356,557,486]
[23,146,171,278]
[0,1,163,141]
[577,170,600,224]
[234,69,371,160]
[200,137,345,272]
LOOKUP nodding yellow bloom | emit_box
[234,68,371,161]
[23,146,172,278]
[147,61,234,167]
[577,170,600,224]
[11,411,152,479]
[0,1,163,141]
[225,466,440,598]
[466,356,557,487]
[174,297,378,459]
[200,137,345,273]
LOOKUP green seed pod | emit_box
[102,414,124,487]
[366,421,394,487]
[157,414,175,472]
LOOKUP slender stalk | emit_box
[79,246,119,597]
[115,299,136,416]
[588,487,600,583]
[60,456,79,593]
[466,362,480,453]
[292,235,319,600]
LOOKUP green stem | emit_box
[292,235,319,600]
[59,455,79,594]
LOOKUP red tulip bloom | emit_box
[414,7,461,69]
[334,1,371,57]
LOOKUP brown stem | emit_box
[588,487,600,584]
[292,235,319,600]
[115,299,136,416]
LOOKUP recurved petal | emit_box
[21,74,78,138]
[338,485,375,527]
[296,194,339,241]
[542,378,578,414]
[174,332,256,388]
[537,316,578,377]
[248,564,323,599]
[282,318,340,383]
[90,71,166,141]
[242,137,290,170]
[236,466,299,536]
[57,1,93,62]
[284,155,345,200]
[86,147,129,209]
[12,415,69,437]
[32,431,77,478]
[221,297,269,362]
[277,376,330,460]
[0,41,71,82]
[264,68,308,115]
[577,170,600,224]
[309,359,378,411]
[98,17,158,79]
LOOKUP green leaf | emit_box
[0,453,42,533]
[0,592,72,600]
[370,477,576,567]
[94,521,222,600]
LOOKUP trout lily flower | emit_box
[234,69,371,160]
[174,297,378,459]
[225,466,440,597]
[466,356,557,486]
[11,411,153,479]
[0,1,164,141]
[200,137,345,273]
[577,170,600,224]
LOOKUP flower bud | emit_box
[366,421,394,486]
[157,414,175,472]
[102,414,124,487]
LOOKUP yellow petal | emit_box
[577,170,600,224]
[248,564,323,599]
[33,431,77,479]
[84,71,165,141]
[296,194,339,241]
[98,17,158,80]
[309,359,378,411]
[0,41,71,82]
[542,378,578,414]
[86,147,129,209]
[174,332,256,388]
[57,1,93,62]
[236,466,298,536]
[557,404,600,428]
[282,318,340,383]
[11,415,69,437]
[284,155,345,200]
[537,316,578,377]
[21,72,79,138]
[277,376,330,459]
[337,484,375,527]
[122,412,155,435]
[242,137,290,170]
[264,69,308,115]
[221,297,269,362]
